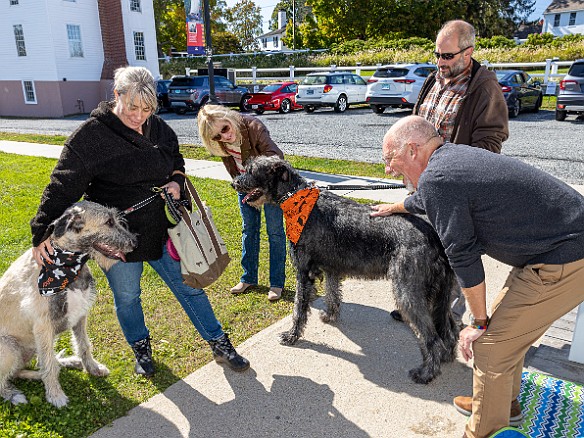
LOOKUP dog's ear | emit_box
[52,206,86,238]
[270,160,290,182]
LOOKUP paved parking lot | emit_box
[1,106,583,183]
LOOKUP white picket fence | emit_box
[218,58,573,95]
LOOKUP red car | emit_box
[245,81,302,114]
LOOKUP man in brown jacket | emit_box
[414,20,509,153]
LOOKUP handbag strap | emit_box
[172,170,225,259]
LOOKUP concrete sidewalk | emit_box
[1,140,583,437]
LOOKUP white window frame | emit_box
[22,80,37,104]
[133,31,146,60]
[569,12,577,26]
[10,0,19,5]
[66,24,84,57]
[273,36,279,48]
[554,13,561,27]
[129,0,141,12]
[14,24,26,56]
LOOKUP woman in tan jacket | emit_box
[198,105,286,301]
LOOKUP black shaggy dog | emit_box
[233,156,459,384]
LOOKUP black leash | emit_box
[318,183,406,190]
[122,187,188,224]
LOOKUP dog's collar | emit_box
[37,241,89,297]
[280,187,320,245]
[276,182,314,205]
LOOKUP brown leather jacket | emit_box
[414,59,509,154]
[221,115,284,178]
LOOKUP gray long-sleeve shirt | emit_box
[404,143,584,288]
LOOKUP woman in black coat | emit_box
[31,67,249,376]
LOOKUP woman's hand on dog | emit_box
[33,239,54,266]
[370,201,408,217]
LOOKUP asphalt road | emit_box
[1,105,583,184]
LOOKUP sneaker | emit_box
[208,334,250,372]
[230,282,254,294]
[453,396,523,426]
[268,287,282,301]
[131,337,155,377]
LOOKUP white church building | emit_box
[1,0,160,117]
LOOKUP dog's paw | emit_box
[87,362,110,377]
[408,366,438,385]
[319,309,337,324]
[9,393,28,405]
[47,391,69,408]
[279,331,299,346]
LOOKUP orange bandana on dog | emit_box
[280,187,320,244]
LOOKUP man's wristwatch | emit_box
[469,315,489,330]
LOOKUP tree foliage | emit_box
[225,0,263,51]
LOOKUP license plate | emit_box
[252,105,259,109]
[307,89,314,95]
[174,90,181,93]
[382,83,392,90]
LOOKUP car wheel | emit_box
[555,109,567,121]
[279,99,292,114]
[371,105,385,114]
[334,95,348,113]
[304,105,316,113]
[176,108,187,115]
[240,95,252,112]
[254,109,265,115]
[509,100,520,118]
[532,95,542,113]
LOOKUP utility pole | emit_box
[292,0,295,50]
[202,0,217,103]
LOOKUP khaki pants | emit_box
[466,258,584,438]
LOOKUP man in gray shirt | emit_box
[371,115,584,438]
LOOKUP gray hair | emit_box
[113,66,157,111]
[437,20,476,50]
[197,104,243,157]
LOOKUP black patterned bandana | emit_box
[37,242,89,297]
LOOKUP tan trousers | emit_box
[466,258,584,438]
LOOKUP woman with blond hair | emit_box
[198,104,286,301]
[31,67,249,377]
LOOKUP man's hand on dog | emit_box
[33,239,53,267]
[370,201,407,217]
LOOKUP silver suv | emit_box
[168,75,250,114]
[366,63,437,114]
[296,72,368,113]
[556,59,584,121]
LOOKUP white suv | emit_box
[296,72,368,113]
[366,63,437,114]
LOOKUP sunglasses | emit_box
[433,46,471,61]
[211,124,230,141]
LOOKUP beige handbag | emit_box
[168,171,230,289]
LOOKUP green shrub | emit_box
[476,36,517,49]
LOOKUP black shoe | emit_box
[208,334,250,372]
[131,337,155,377]
[390,310,404,322]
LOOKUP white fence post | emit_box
[356,62,362,76]
[330,64,337,71]
[569,303,584,364]
[544,58,552,84]
[252,66,257,84]
[290,65,295,80]
[185,67,191,76]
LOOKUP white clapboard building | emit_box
[1,0,160,117]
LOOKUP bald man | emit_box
[372,115,584,438]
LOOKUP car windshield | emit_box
[171,77,205,86]
[303,75,328,85]
[374,68,410,78]
[568,62,584,77]
[262,84,282,92]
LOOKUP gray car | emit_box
[556,59,584,121]
[168,75,251,114]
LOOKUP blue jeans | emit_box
[103,244,224,345]
[238,192,286,288]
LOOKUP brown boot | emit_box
[453,396,523,426]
